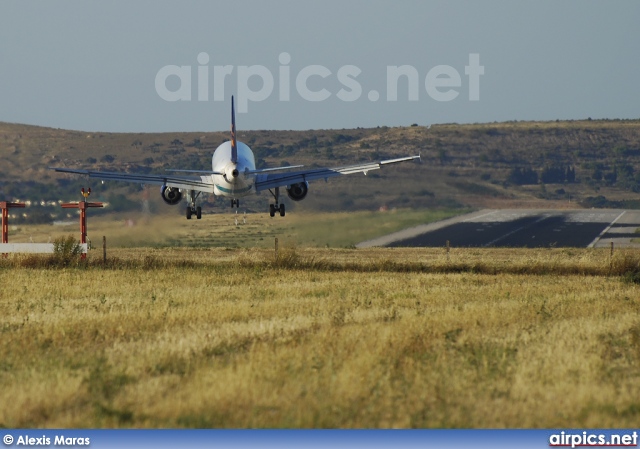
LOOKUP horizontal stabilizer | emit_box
[166,169,224,175]
[245,165,304,175]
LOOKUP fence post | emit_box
[103,236,107,265]
[609,241,614,272]
[446,240,450,262]
[275,237,279,260]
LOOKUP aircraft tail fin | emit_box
[231,95,238,164]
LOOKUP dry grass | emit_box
[1,247,639,428]
[6,209,465,249]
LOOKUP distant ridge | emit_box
[2,118,640,213]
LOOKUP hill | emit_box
[2,119,640,222]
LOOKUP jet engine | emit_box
[160,186,182,205]
[286,182,309,201]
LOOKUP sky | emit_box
[1,0,639,133]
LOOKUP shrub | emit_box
[53,235,83,266]
[507,167,538,185]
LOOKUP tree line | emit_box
[507,166,576,185]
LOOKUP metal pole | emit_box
[1,202,25,257]
[61,191,102,262]
[1,207,7,258]
[1,207,7,244]
[80,202,87,260]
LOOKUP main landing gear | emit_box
[231,199,240,208]
[269,187,285,217]
[186,206,201,220]
[186,190,202,220]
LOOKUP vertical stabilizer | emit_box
[231,95,238,164]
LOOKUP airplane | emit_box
[52,97,420,219]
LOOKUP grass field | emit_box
[1,246,639,428]
[6,209,466,249]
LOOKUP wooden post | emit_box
[609,241,614,272]
[103,236,107,265]
[446,240,450,262]
[275,237,279,260]
[610,241,614,258]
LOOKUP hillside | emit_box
[2,119,640,222]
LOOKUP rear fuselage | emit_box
[211,141,256,198]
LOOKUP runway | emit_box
[357,209,640,248]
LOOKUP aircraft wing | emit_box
[50,168,215,193]
[254,155,420,192]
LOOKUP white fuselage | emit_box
[211,141,256,198]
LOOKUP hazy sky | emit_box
[1,0,639,132]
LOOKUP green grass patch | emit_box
[6,209,468,249]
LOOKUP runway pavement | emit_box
[357,209,640,248]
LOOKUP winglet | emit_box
[231,95,238,164]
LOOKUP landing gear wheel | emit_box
[186,189,202,220]
[268,187,286,218]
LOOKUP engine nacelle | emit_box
[286,182,309,201]
[160,186,182,205]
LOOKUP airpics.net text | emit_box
[155,52,484,112]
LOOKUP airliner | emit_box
[52,97,420,219]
